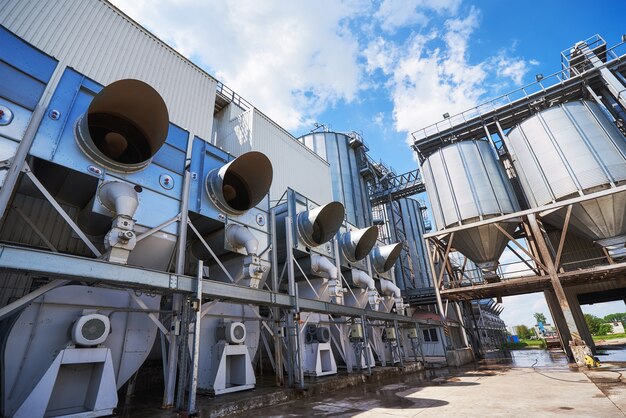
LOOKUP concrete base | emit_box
[445,348,474,367]
[570,343,592,367]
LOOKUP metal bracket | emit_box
[169,274,178,289]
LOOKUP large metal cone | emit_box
[543,190,626,242]
[451,220,518,269]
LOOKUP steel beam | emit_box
[0,244,430,324]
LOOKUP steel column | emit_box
[527,213,584,361]
[164,167,191,408]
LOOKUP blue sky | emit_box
[110,0,626,327]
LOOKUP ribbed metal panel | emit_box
[0,272,33,308]
[300,132,371,227]
[506,100,626,244]
[0,0,217,139]
[422,140,519,229]
[506,100,626,206]
[0,193,95,256]
[388,198,431,289]
[214,107,333,204]
[421,140,520,270]
[546,229,607,271]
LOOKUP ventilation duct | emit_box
[206,151,273,216]
[371,243,403,274]
[75,79,169,173]
[340,226,378,262]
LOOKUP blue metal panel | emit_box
[0,26,57,84]
[28,68,185,232]
[164,123,189,152]
[188,136,231,218]
[0,61,46,110]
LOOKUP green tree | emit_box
[584,314,604,335]
[597,323,613,336]
[534,312,547,325]
[514,324,534,339]
[603,312,626,323]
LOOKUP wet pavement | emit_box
[247,349,625,417]
[118,348,626,417]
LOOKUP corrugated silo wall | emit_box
[214,106,333,205]
[300,132,372,228]
[388,198,432,290]
[0,0,217,140]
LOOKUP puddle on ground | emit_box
[595,344,626,362]
[508,349,569,368]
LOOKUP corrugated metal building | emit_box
[214,104,333,204]
[0,0,216,139]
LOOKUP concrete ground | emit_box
[250,349,626,418]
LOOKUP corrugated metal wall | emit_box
[389,198,432,289]
[300,132,372,228]
[215,105,333,204]
[0,0,217,139]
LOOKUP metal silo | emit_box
[421,140,520,279]
[299,131,371,228]
[504,100,626,258]
[388,198,432,291]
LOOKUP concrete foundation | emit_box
[445,347,474,367]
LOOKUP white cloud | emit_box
[361,7,537,152]
[110,0,365,131]
[374,0,461,32]
[384,9,487,138]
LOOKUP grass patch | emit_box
[592,333,626,341]
[502,339,547,350]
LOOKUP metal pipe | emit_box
[394,319,404,368]
[424,240,452,350]
[187,260,203,414]
[0,64,65,221]
[270,208,284,386]
[361,315,372,375]
[163,167,191,407]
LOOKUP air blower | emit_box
[217,321,247,345]
[8,312,118,417]
[71,313,111,346]
[198,318,256,395]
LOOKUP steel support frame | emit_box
[421,189,626,363]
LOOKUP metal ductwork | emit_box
[371,243,403,274]
[206,151,273,216]
[75,79,169,173]
[192,224,259,259]
[340,226,378,262]
[380,278,406,314]
[296,201,345,248]
[351,269,380,310]
[96,181,139,264]
[98,181,139,219]
[380,278,401,299]
[309,253,338,280]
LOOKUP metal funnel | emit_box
[451,220,518,276]
[371,242,402,273]
[75,79,169,173]
[296,201,345,247]
[206,151,273,216]
[544,190,626,258]
[340,226,378,262]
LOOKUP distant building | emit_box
[606,321,625,334]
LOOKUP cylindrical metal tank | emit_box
[388,198,432,290]
[421,140,520,277]
[505,100,626,257]
[299,132,371,228]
